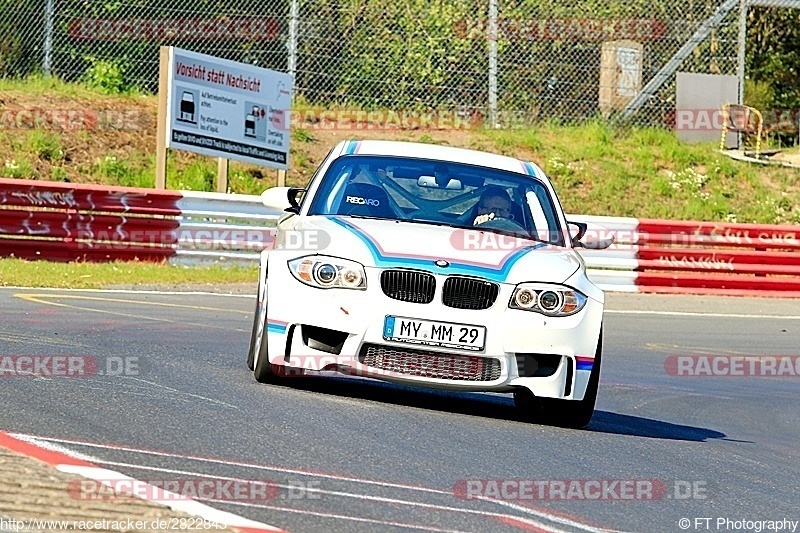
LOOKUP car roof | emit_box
[336,140,546,178]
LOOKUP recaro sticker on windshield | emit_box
[345,196,381,206]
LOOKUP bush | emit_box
[83,57,127,94]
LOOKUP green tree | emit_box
[746,7,800,110]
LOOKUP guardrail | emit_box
[577,214,800,297]
[0,178,279,265]
[2,178,799,296]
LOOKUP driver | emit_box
[473,186,513,226]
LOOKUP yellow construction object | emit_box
[720,103,763,159]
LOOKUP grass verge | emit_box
[2,77,799,225]
[0,258,257,289]
[481,122,800,224]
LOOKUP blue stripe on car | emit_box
[344,140,360,154]
[328,216,537,283]
[267,322,287,334]
[522,161,539,177]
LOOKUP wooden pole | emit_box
[216,158,229,193]
[155,46,170,189]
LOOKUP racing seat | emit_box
[338,182,395,218]
[508,203,526,226]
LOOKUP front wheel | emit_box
[251,276,276,382]
[246,295,260,371]
[253,324,276,383]
[515,330,602,429]
[253,329,305,382]
[252,295,304,383]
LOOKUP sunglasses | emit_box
[478,204,510,216]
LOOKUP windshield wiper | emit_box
[347,214,449,229]
[345,214,395,221]
[399,219,449,228]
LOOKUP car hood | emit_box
[281,215,582,284]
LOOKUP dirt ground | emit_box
[0,90,157,182]
[768,149,800,167]
[0,448,231,533]
[0,89,504,189]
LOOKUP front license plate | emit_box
[383,316,486,351]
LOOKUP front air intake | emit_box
[442,276,499,310]
[358,344,501,381]
[380,269,436,303]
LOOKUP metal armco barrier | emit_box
[0,178,279,265]
[2,179,800,296]
[577,215,800,297]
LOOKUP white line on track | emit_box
[204,500,476,533]
[63,456,573,532]
[117,376,239,409]
[606,309,800,319]
[0,286,254,298]
[206,499,572,533]
[15,434,611,533]
[4,287,798,318]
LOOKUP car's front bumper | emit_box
[263,264,603,401]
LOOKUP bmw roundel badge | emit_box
[434,259,450,268]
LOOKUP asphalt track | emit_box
[0,287,799,533]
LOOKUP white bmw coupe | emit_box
[248,140,612,428]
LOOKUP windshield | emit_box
[306,155,564,245]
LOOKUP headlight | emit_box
[288,256,366,290]
[509,284,586,316]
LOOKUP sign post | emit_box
[217,157,229,193]
[156,46,170,189]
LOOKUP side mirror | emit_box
[568,221,587,247]
[286,187,305,214]
[567,220,614,250]
[261,186,291,211]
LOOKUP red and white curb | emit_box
[574,214,800,297]
[0,431,284,533]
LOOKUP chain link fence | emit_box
[0,0,797,127]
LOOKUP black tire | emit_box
[515,329,603,429]
[253,321,276,383]
[250,270,303,383]
[250,272,275,382]
[253,323,304,382]
[246,293,260,371]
